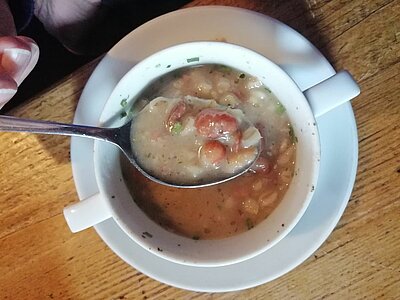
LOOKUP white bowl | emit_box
[64,41,359,267]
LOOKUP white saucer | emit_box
[71,6,358,292]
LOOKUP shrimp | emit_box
[195,108,238,139]
[167,100,186,128]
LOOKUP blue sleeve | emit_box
[8,0,35,32]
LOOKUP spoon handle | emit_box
[0,115,116,142]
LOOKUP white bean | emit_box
[172,79,184,89]
[280,170,293,184]
[258,191,278,207]
[224,196,236,209]
[252,179,263,191]
[242,198,259,215]
[196,81,213,97]
[218,93,240,108]
[279,138,290,153]
[216,77,231,93]
[277,146,294,166]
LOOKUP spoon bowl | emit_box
[0,114,259,188]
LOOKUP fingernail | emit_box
[11,37,40,85]
[0,88,17,108]
[1,48,32,85]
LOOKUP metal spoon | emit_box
[0,115,259,188]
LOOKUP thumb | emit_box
[0,36,39,109]
[0,65,17,109]
[14,36,39,84]
[0,36,39,85]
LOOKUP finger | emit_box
[0,36,31,52]
[1,47,32,85]
[0,66,17,109]
[14,36,39,84]
[0,36,39,85]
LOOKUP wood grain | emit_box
[0,1,399,299]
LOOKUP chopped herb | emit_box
[186,57,200,63]
[239,73,246,79]
[264,87,271,93]
[166,64,171,68]
[170,122,183,135]
[142,232,153,238]
[275,102,286,115]
[246,218,254,230]
[288,124,297,143]
[217,65,232,73]
[120,98,128,107]
[192,235,200,240]
[120,111,127,118]
[155,63,161,68]
[311,185,315,192]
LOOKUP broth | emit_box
[122,64,296,239]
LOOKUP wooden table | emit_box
[1,1,399,299]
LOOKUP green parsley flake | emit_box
[288,124,297,143]
[239,73,246,79]
[170,122,183,135]
[120,111,127,118]
[275,102,286,115]
[246,218,254,230]
[120,98,128,107]
[264,87,271,93]
[217,65,231,73]
[186,57,200,63]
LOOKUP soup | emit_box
[122,65,296,240]
[130,96,261,185]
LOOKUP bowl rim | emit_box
[94,41,320,267]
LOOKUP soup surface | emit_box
[122,64,296,240]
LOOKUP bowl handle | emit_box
[303,70,360,118]
[63,193,112,233]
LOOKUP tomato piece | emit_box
[167,101,186,127]
[199,140,227,166]
[195,108,238,139]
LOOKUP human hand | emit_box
[0,36,39,109]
